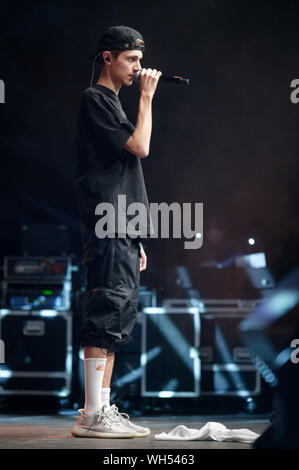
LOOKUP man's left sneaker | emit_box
[108,404,151,437]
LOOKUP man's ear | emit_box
[103,51,111,64]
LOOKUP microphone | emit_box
[133,70,190,85]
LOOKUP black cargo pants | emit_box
[80,236,141,353]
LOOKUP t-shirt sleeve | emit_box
[81,92,135,156]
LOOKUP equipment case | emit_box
[0,309,72,396]
[141,299,261,398]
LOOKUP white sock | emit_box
[84,358,106,416]
[101,388,111,408]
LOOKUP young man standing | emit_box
[72,26,161,438]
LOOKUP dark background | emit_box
[1,0,298,296]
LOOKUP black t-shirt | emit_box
[76,84,150,261]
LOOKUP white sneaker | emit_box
[108,404,151,438]
[71,405,136,438]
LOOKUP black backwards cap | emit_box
[89,25,145,64]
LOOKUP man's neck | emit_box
[96,73,121,96]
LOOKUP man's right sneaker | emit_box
[108,405,151,437]
[71,405,136,438]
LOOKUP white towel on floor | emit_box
[154,422,259,443]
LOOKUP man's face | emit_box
[109,49,143,86]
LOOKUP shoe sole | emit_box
[128,429,151,438]
[133,432,151,438]
[71,424,136,439]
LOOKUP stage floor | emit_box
[0,412,269,449]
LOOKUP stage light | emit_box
[244,396,257,411]
[115,367,143,387]
[40,310,58,317]
[143,307,165,314]
[0,367,12,380]
[158,391,175,398]
[248,238,255,246]
[140,346,162,367]
[79,348,84,361]
[66,350,72,374]
[0,309,10,316]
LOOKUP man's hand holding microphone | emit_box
[124,68,161,158]
[138,68,162,98]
